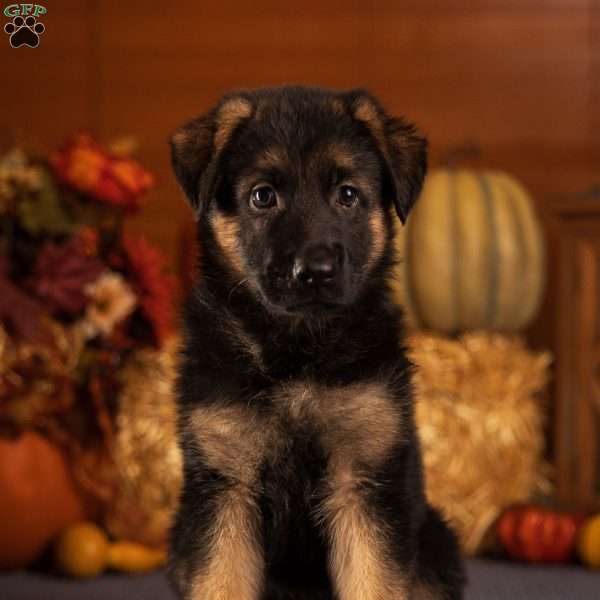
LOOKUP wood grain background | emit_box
[1,0,598,346]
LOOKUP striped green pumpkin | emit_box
[392,169,546,333]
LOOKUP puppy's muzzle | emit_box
[292,243,345,288]
[265,241,349,312]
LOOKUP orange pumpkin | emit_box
[497,505,585,564]
[0,432,87,569]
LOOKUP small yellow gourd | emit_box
[54,521,166,578]
[578,515,600,569]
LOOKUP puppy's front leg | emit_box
[171,478,263,600]
[320,464,411,600]
[194,485,263,600]
[169,405,267,600]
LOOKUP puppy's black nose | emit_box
[292,244,343,286]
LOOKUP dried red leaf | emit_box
[122,235,176,346]
[29,236,105,314]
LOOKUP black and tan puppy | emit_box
[168,85,465,600]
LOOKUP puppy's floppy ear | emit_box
[170,95,254,217]
[342,89,427,224]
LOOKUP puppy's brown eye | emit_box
[337,185,359,208]
[250,185,277,210]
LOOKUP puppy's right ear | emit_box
[170,95,253,217]
[170,112,216,215]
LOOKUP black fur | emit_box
[169,85,465,599]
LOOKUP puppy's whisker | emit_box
[227,277,249,305]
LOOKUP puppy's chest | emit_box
[272,380,401,463]
[191,380,402,485]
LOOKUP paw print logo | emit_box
[4,15,45,48]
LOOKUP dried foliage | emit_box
[409,331,552,554]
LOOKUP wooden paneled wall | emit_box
[1,1,598,347]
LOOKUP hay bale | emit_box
[409,331,552,555]
[105,339,182,547]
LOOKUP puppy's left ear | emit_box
[343,89,427,224]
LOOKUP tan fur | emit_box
[331,98,346,115]
[190,404,269,484]
[254,146,288,172]
[192,380,401,483]
[367,207,387,270]
[190,486,263,600]
[327,142,357,171]
[222,313,264,369]
[274,380,402,469]
[171,128,192,150]
[214,98,253,153]
[322,143,380,206]
[191,380,401,483]
[353,98,386,146]
[211,213,244,273]
[320,465,410,600]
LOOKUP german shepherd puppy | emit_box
[168,85,464,600]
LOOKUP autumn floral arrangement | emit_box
[0,134,180,571]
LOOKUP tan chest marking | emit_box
[273,380,402,467]
[189,404,270,485]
